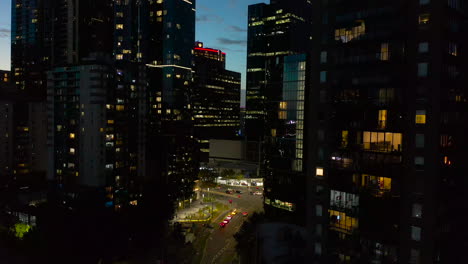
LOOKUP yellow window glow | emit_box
[415,110,426,124]
[316,167,324,177]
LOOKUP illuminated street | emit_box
[198,186,263,263]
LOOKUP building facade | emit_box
[306,0,468,263]
[246,0,312,223]
[193,42,241,162]
[47,61,115,187]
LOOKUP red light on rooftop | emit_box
[194,47,226,55]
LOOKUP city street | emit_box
[199,186,263,263]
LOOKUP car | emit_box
[219,222,226,227]
[242,212,248,216]
[241,182,248,186]
[253,191,262,195]
[235,190,243,194]
[226,216,232,220]
[223,219,230,224]
[226,190,233,194]
[231,211,237,215]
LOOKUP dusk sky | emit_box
[0,0,268,104]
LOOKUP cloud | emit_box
[197,4,213,12]
[217,37,247,46]
[0,27,10,38]
[196,14,223,23]
[226,25,247,33]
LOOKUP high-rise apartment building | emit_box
[11,0,52,96]
[111,0,198,202]
[0,85,47,185]
[306,1,468,263]
[47,59,116,187]
[246,0,312,221]
[49,0,114,66]
[193,42,241,162]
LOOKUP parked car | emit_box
[242,212,248,216]
[226,190,233,194]
[235,190,243,194]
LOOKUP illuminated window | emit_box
[116,24,124,29]
[335,21,366,43]
[380,43,389,61]
[448,42,458,56]
[329,210,359,234]
[341,130,348,148]
[69,148,75,154]
[378,110,387,129]
[362,131,402,152]
[107,120,114,124]
[415,110,426,124]
[330,190,359,212]
[411,226,421,241]
[116,54,123,60]
[271,129,277,137]
[316,167,324,177]
[116,12,123,17]
[443,156,452,166]
[412,203,422,218]
[418,14,430,25]
[278,111,287,119]
[279,101,287,110]
[361,174,392,195]
[320,71,327,83]
[116,105,124,111]
[69,133,75,139]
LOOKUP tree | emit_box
[220,169,236,179]
[198,169,217,188]
[234,212,265,262]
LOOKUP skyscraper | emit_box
[306,1,468,263]
[11,0,52,96]
[245,1,311,139]
[246,0,312,221]
[112,0,198,201]
[46,57,118,187]
[193,42,241,162]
